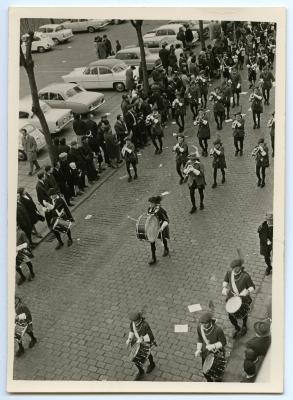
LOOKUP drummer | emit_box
[222,254,256,338]
[126,311,156,381]
[147,195,170,266]
[44,188,74,250]
[195,311,227,382]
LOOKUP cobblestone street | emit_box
[14,74,274,381]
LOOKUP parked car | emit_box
[19,97,73,134]
[143,24,198,48]
[36,24,74,45]
[62,59,139,92]
[62,19,110,33]
[18,121,46,161]
[108,47,160,71]
[167,20,210,38]
[38,83,105,114]
[21,32,54,53]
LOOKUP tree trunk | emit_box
[20,31,55,165]
[130,20,149,95]
[199,20,206,51]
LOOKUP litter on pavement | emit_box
[188,304,202,313]
[84,214,93,220]
[174,324,188,333]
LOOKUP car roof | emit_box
[89,59,127,67]
[155,24,183,30]
[39,24,63,28]
[38,83,78,92]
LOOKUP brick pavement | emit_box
[14,72,275,381]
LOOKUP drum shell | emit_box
[226,296,251,320]
[129,342,150,367]
[203,352,226,378]
[136,214,160,243]
[53,218,72,233]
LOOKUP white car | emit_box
[19,97,73,134]
[38,83,105,114]
[109,47,160,71]
[168,20,210,38]
[21,33,54,53]
[62,59,139,92]
[143,24,198,48]
[62,19,110,33]
[36,24,74,45]
[18,121,46,161]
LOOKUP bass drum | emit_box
[136,214,160,243]
[226,296,250,320]
[129,342,151,368]
[203,352,226,379]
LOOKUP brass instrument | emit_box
[251,145,262,157]
[249,93,255,102]
[267,117,275,128]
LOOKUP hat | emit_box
[59,152,68,160]
[148,195,162,204]
[48,188,59,197]
[177,134,185,139]
[70,140,77,146]
[230,258,244,269]
[101,114,108,119]
[129,311,141,322]
[243,360,256,376]
[258,138,265,144]
[266,212,273,220]
[199,311,214,324]
[213,138,222,145]
[188,152,200,160]
[254,320,271,337]
[69,162,77,169]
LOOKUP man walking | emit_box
[20,128,40,176]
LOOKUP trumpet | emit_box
[267,117,275,128]
[232,119,242,129]
[209,148,215,157]
[251,145,262,157]
[249,93,255,102]
[193,116,203,126]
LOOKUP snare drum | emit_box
[14,322,28,340]
[136,214,160,243]
[203,352,226,379]
[226,296,250,320]
[53,218,72,233]
[129,342,151,367]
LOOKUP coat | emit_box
[197,118,210,139]
[73,119,87,137]
[95,41,107,59]
[185,160,206,189]
[159,48,170,67]
[17,202,33,233]
[233,119,245,139]
[259,71,275,90]
[212,145,227,169]
[125,68,135,91]
[114,120,128,144]
[104,129,120,159]
[36,180,51,206]
[22,135,38,162]
[258,221,273,257]
[19,193,39,225]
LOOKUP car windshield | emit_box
[66,86,83,97]
[56,25,65,32]
[38,28,46,33]
[112,64,127,73]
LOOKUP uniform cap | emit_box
[199,311,214,324]
[129,312,141,322]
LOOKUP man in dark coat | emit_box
[246,319,271,357]
[114,114,128,151]
[36,171,51,206]
[73,114,87,145]
[159,44,170,72]
[17,187,42,238]
[103,34,113,57]
[53,159,73,206]
[258,212,273,275]
[16,197,34,247]
[44,165,59,192]
[185,25,194,50]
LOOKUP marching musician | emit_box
[126,311,156,380]
[249,87,263,129]
[183,149,206,214]
[246,54,258,87]
[15,296,37,357]
[147,196,170,265]
[194,109,210,157]
[16,226,35,286]
[186,78,201,120]
[252,138,269,187]
[221,79,233,121]
[198,70,209,109]
[222,254,255,338]
[210,87,226,130]
[122,136,138,182]
[195,311,227,382]
[230,66,242,108]
[232,112,245,156]
[173,134,189,184]
[259,65,275,105]
[267,112,275,157]
[258,212,273,275]
[210,137,227,189]
[172,92,186,133]
[44,188,74,250]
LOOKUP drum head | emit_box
[203,353,214,374]
[226,296,242,313]
[129,343,140,361]
[145,215,160,242]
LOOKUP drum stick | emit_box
[127,215,138,222]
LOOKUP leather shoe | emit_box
[134,372,145,381]
[55,242,64,250]
[190,206,197,214]
[148,259,157,266]
[146,363,156,374]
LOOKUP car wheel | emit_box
[53,38,60,45]
[88,26,95,33]
[38,46,45,53]
[18,150,27,161]
[114,82,125,92]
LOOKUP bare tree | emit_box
[20,30,55,164]
[199,20,206,51]
[130,20,149,95]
